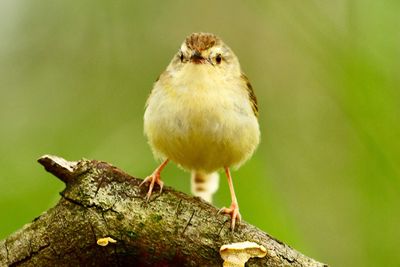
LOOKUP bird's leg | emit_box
[140,159,169,201]
[218,167,241,231]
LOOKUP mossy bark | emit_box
[0,155,327,267]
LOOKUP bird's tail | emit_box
[191,171,219,204]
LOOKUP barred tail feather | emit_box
[191,171,219,203]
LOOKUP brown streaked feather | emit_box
[194,175,206,183]
[185,33,219,52]
[241,74,258,117]
[194,185,206,192]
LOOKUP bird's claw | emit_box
[140,172,164,201]
[218,203,241,231]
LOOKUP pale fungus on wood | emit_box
[96,237,117,247]
[220,241,267,267]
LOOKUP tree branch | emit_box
[0,155,327,266]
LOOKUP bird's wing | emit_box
[241,73,258,117]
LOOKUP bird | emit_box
[141,32,260,230]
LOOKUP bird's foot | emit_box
[139,170,164,201]
[218,202,241,231]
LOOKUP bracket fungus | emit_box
[96,237,117,247]
[220,241,267,267]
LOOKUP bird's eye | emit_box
[180,53,184,62]
[216,54,222,64]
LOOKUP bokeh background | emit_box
[1,1,399,266]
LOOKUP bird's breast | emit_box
[144,73,260,172]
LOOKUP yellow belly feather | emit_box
[144,65,260,172]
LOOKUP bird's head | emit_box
[166,32,241,75]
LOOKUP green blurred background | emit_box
[0,1,399,266]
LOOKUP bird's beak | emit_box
[190,50,205,64]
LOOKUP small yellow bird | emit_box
[142,32,260,230]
